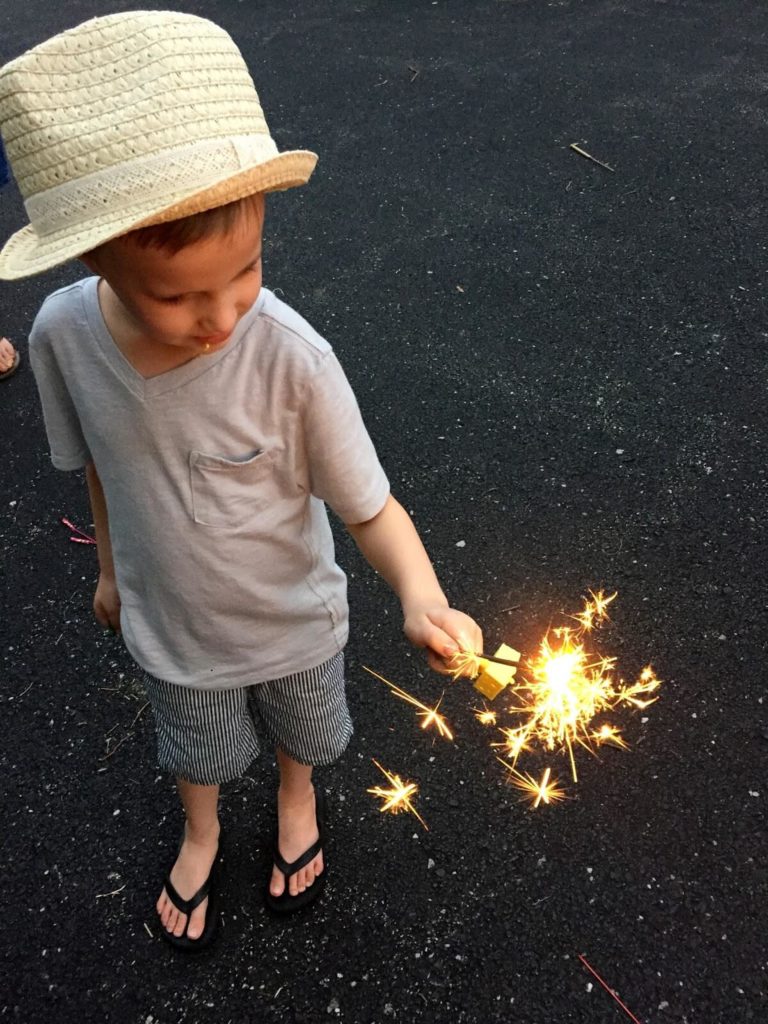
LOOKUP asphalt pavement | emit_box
[2,1,766,1021]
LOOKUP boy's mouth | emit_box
[194,332,230,347]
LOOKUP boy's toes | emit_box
[172,911,188,937]
[269,866,286,898]
[164,902,180,934]
[186,904,208,940]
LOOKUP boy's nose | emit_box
[199,300,237,335]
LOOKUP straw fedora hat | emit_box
[0,11,317,280]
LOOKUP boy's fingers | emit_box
[425,649,454,675]
[420,625,460,660]
[428,611,483,654]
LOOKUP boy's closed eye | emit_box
[156,256,262,304]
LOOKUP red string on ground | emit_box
[60,516,97,545]
[579,954,643,1024]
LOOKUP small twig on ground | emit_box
[143,922,154,939]
[14,682,33,699]
[101,734,130,760]
[95,883,126,899]
[408,64,420,82]
[579,954,642,1023]
[101,700,149,761]
[129,700,150,730]
[374,78,389,87]
[500,605,522,613]
[570,142,615,173]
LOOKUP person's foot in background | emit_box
[0,337,19,379]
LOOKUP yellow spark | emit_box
[367,759,428,830]
[492,726,532,765]
[572,589,617,631]
[498,760,566,809]
[592,724,629,750]
[616,665,661,708]
[473,704,497,726]
[362,666,454,740]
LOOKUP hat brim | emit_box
[0,150,317,280]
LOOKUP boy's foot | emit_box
[157,823,220,941]
[268,784,324,900]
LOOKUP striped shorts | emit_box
[142,652,352,785]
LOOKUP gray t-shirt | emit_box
[29,279,390,689]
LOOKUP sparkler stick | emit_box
[476,652,522,668]
[449,649,521,675]
[367,759,428,830]
[362,666,454,740]
[449,644,522,700]
[578,954,643,1024]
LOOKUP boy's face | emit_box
[86,198,264,356]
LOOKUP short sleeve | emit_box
[303,351,389,524]
[29,325,91,471]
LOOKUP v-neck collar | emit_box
[82,276,264,400]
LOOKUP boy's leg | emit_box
[269,748,323,899]
[143,673,261,936]
[253,652,351,900]
[157,779,221,939]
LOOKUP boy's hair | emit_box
[124,193,265,255]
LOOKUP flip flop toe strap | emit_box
[164,874,211,915]
[274,837,322,880]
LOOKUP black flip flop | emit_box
[159,831,223,952]
[265,788,326,914]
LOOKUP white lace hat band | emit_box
[0,12,317,279]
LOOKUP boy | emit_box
[0,12,482,949]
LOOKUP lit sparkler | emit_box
[503,590,661,782]
[448,649,481,680]
[362,666,454,740]
[497,759,566,808]
[367,759,428,830]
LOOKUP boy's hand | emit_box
[94,573,122,633]
[403,605,483,676]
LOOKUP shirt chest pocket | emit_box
[189,448,275,528]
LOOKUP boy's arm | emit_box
[85,462,122,632]
[346,494,482,675]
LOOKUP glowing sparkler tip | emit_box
[490,588,659,796]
